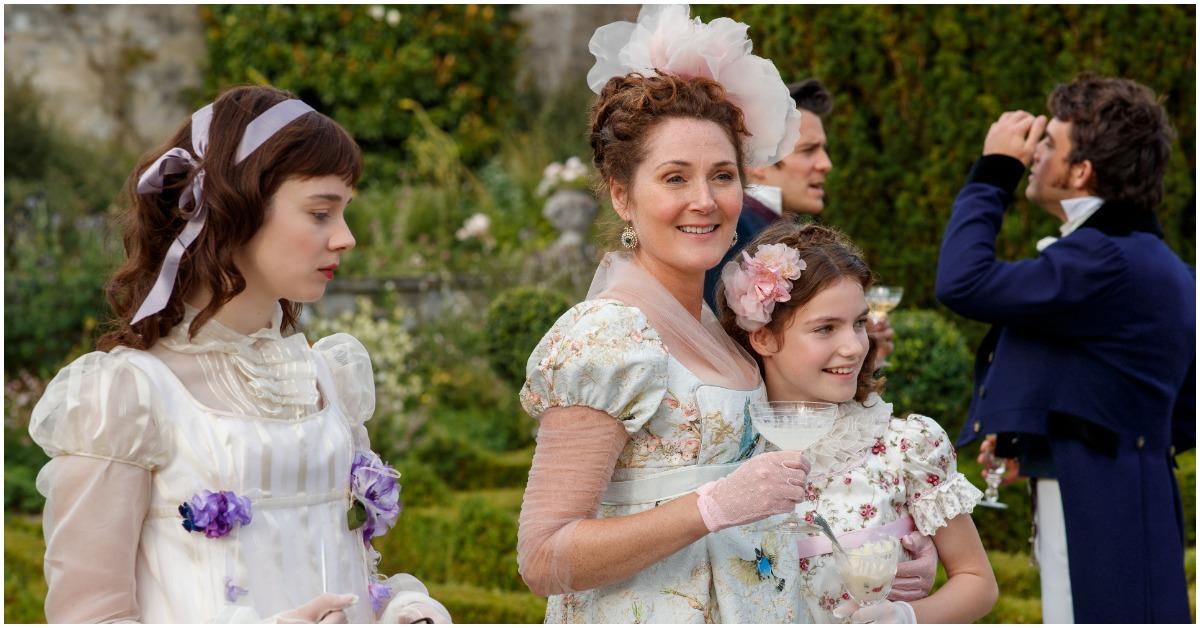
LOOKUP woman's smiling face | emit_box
[611,116,743,283]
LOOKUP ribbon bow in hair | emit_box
[130,99,314,325]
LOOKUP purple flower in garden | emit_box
[368,582,393,614]
[349,450,402,546]
[224,577,248,602]
[179,490,252,538]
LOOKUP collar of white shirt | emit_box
[1035,195,1105,252]
[745,184,783,216]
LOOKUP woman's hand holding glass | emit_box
[695,451,811,533]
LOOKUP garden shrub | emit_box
[408,424,532,490]
[4,516,48,623]
[882,309,974,438]
[482,286,574,390]
[1177,449,1196,547]
[201,5,522,184]
[379,494,522,592]
[4,74,129,377]
[694,5,1194,321]
[426,584,546,624]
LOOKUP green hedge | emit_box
[695,5,1196,326]
[482,286,575,391]
[201,5,522,184]
[883,309,974,439]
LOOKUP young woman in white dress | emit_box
[29,85,449,623]
[715,220,999,623]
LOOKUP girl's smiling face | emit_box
[751,277,870,403]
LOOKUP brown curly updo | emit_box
[588,72,750,191]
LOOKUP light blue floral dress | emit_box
[522,299,806,623]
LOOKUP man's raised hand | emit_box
[982,111,1047,166]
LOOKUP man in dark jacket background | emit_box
[936,74,1194,623]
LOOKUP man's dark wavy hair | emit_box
[1048,73,1175,210]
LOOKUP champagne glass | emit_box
[834,531,901,609]
[748,400,839,534]
[865,286,903,369]
[977,435,1009,509]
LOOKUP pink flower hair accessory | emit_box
[721,243,806,331]
[586,5,802,167]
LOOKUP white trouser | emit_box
[1035,478,1074,623]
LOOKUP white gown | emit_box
[29,305,428,623]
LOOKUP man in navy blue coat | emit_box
[936,74,1194,623]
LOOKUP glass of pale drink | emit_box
[834,530,901,608]
[748,400,838,533]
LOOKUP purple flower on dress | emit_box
[224,577,248,602]
[179,490,252,538]
[368,582,393,614]
[349,450,401,546]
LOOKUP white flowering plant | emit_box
[455,212,495,249]
[535,156,592,197]
[306,297,423,428]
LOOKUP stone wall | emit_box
[512,4,639,96]
[4,5,637,150]
[4,5,206,152]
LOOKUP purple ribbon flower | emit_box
[179,490,252,538]
[349,450,401,546]
[368,582,393,614]
[224,577,248,603]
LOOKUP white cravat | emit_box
[745,184,783,216]
[1035,195,1105,252]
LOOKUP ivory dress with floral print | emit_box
[789,393,983,623]
[521,299,810,624]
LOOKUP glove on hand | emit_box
[272,593,358,624]
[832,599,916,624]
[888,531,938,602]
[695,451,810,533]
[378,574,453,624]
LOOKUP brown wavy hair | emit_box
[98,85,362,351]
[716,218,882,403]
[588,72,750,245]
[1048,73,1174,210]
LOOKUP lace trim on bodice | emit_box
[805,393,893,479]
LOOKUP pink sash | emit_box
[794,514,916,560]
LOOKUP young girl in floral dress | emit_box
[29,85,448,623]
[716,220,998,623]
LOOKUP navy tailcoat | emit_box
[935,155,1195,622]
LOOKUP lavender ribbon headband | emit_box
[131,99,315,325]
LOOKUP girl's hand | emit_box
[832,599,916,624]
[695,451,810,532]
[889,532,938,601]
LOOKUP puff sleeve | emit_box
[519,300,668,434]
[29,350,167,623]
[313,334,375,452]
[30,350,169,469]
[896,415,983,536]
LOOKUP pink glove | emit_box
[888,531,938,601]
[272,593,358,623]
[695,451,810,532]
[832,599,916,624]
